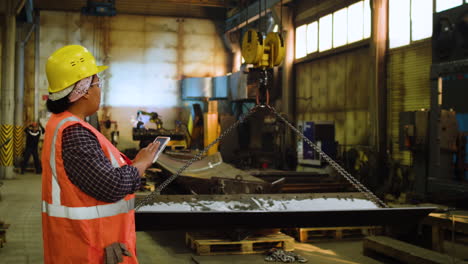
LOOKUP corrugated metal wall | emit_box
[295,47,372,147]
[386,41,432,164]
[39,11,228,149]
[294,0,373,151]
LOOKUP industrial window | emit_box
[307,22,318,53]
[319,14,333,51]
[333,8,348,48]
[389,0,467,49]
[436,0,463,12]
[295,0,371,60]
[412,0,433,41]
[295,25,307,59]
[348,1,364,43]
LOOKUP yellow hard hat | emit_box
[46,45,107,93]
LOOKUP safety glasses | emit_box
[90,80,102,89]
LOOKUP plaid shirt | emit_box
[62,124,140,203]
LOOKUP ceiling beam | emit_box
[225,0,292,32]
[163,0,228,8]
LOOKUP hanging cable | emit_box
[280,0,283,34]
[258,0,261,32]
[264,0,267,32]
[245,0,248,28]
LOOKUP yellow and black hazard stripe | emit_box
[14,125,25,157]
[0,124,14,166]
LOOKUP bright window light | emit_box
[333,8,348,48]
[319,14,333,52]
[295,25,307,59]
[436,0,463,12]
[411,0,433,41]
[389,0,410,48]
[306,22,318,54]
[348,1,364,43]
[364,0,371,38]
[273,24,279,33]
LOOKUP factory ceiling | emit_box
[33,0,239,19]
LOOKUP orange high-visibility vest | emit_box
[41,111,138,264]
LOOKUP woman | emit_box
[41,45,158,264]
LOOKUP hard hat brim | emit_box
[97,65,108,73]
[47,65,108,95]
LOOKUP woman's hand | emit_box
[132,142,160,176]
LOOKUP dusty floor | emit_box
[0,172,388,264]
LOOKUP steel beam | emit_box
[162,0,229,8]
[0,0,17,179]
[225,0,292,33]
[135,193,435,231]
[136,207,434,231]
[34,12,40,121]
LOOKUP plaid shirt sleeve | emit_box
[62,124,141,203]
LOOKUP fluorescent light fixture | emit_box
[348,1,364,43]
[389,0,410,48]
[306,21,318,53]
[319,14,333,51]
[333,8,348,48]
[436,0,462,12]
[295,25,307,59]
[411,0,433,41]
[273,24,279,33]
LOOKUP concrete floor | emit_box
[0,172,387,264]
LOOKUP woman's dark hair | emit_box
[46,96,72,114]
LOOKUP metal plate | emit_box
[135,193,435,231]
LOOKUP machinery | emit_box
[241,28,285,104]
[297,121,338,167]
[396,60,468,204]
[81,0,116,16]
[132,110,186,150]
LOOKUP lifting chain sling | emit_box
[135,102,388,210]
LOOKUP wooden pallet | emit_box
[291,226,382,242]
[364,236,468,264]
[186,232,295,256]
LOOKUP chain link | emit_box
[265,105,388,208]
[135,105,262,210]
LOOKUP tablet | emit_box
[153,136,170,163]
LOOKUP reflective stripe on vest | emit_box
[42,198,134,220]
[43,116,134,220]
[50,117,81,204]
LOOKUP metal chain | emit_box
[135,105,262,210]
[265,248,307,263]
[136,103,387,209]
[265,105,388,208]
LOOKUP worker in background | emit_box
[21,121,44,174]
[41,45,159,264]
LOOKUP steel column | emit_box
[14,23,34,160]
[372,0,388,188]
[14,41,24,159]
[33,12,40,121]
[0,0,17,179]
